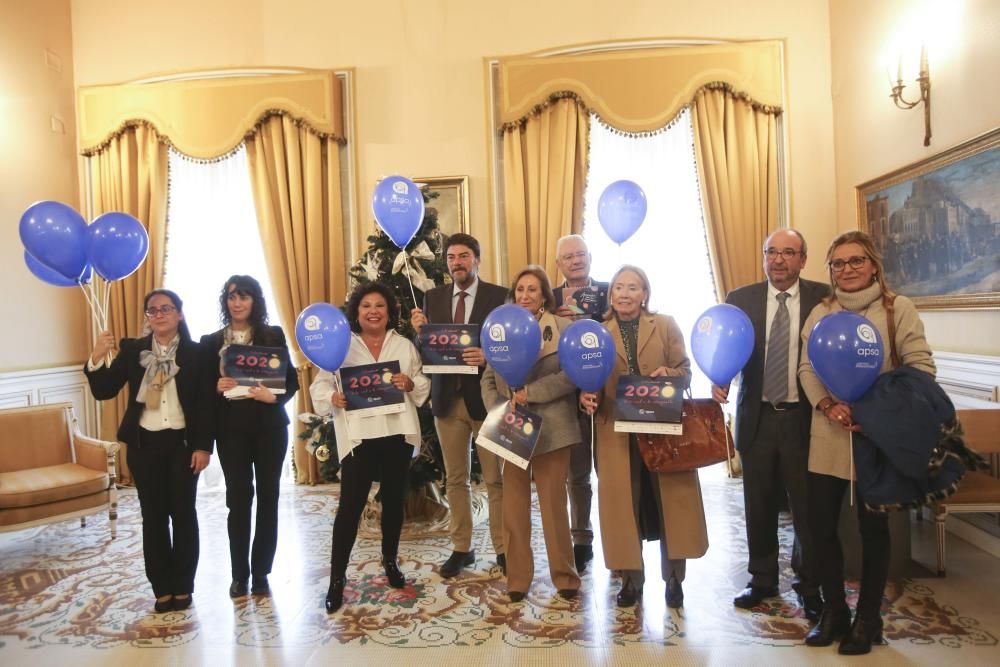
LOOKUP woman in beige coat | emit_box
[482,265,582,603]
[580,265,708,609]
[798,231,934,655]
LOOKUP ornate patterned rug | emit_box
[0,470,996,655]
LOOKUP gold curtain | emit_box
[691,87,780,298]
[88,123,170,484]
[501,98,589,280]
[245,115,347,484]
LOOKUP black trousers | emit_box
[808,471,890,620]
[217,424,288,581]
[129,428,200,598]
[741,404,817,593]
[329,435,413,579]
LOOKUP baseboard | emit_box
[946,515,1000,559]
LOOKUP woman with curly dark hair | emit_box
[310,282,430,613]
[198,275,298,599]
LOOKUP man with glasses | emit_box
[552,234,608,573]
[711,229,829,622]
[411,233,508,578]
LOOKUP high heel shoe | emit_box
[805,605,852,647]
[382,558,406,589]
[616,580,642,607]
[838,615,884,655]
[325,577,345,614]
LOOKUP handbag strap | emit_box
[884,294,902,369]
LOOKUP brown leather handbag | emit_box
[638,398,733,473]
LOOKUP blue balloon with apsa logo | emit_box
[372,175,424,250]
[690,303,754,385]
[807,311,884,402]
[295,303,351,373]
[481,304,541,389]
[558,319,615,392]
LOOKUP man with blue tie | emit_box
[712,229,829,622]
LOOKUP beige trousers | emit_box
[436,398,504,553]
[503,446,580,593]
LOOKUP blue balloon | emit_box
[295,303,351,373]
[86,212,150,281]
[807,312,884,402]
[690,304,754,385]
[598,180,647,244]
[19,201,88,281]
[372,175,425,249]
[24,251,92,287]
[481,304,541,389]
[558,319,615,392]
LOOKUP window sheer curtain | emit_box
[582,108,718,397]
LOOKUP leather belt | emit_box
[763,402,799,411]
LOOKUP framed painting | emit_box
[856,127,999,310]
[416,175,470,239]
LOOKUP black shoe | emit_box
[172,594,192,611]
[508,590,526,603]
[496,553,507,575]
[558,588,579,600]
[383,558,406,589]
[325,577,345,614]
[733,585,780,609]
[153,596,173,613]
[666,575,684,609]
[573,544,594,573]
[440,550,475,578]
[251,575,270,595]
[838,615,884,655]
[229,579,248,598]
[798,592,824,623]
[616,580,642,607]
[805,605,852,647]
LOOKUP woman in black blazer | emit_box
[85,288,209,613]
[198,275,298,599]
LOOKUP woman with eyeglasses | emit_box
[197,275,298,599]
[798,231,934,655]
[85,289,209,613]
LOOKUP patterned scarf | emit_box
[137,335,181,405]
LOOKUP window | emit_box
[582,108,717,396]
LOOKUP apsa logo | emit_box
[304,315,322,331]
[857,323,877,344]
[697,316,713,334]
[489,324,506,342]
[581,332,599,349]
[392,180,408,195]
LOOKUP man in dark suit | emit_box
[411,233,508,577]
[712,229,830,622]
[551,234,607,573]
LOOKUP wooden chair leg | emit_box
[80,517,86,528]
[934,507,948,577]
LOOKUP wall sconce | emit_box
[889,45,931,146]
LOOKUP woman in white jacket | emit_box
[310,283,430,614]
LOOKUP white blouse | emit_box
[310,330,430,460]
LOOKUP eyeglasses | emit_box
[559,251,588,262]
[763,248,802,260]
[829,256,870,272]
[145,305,177,317]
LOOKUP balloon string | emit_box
[849,431,854,508]
[402,255,418,311]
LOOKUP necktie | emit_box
[453,291,468,391]
[454,290,468,324]
[763,292,790,404]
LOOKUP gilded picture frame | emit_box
[416,175,470,239]
[856,128,1000,310]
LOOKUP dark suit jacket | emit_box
[420,278,508,420]
[84,334,205,451]
[726,278,830,453]
[197,325,299,449]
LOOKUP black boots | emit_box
[838,614,885,655]
[805,605,852,647]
